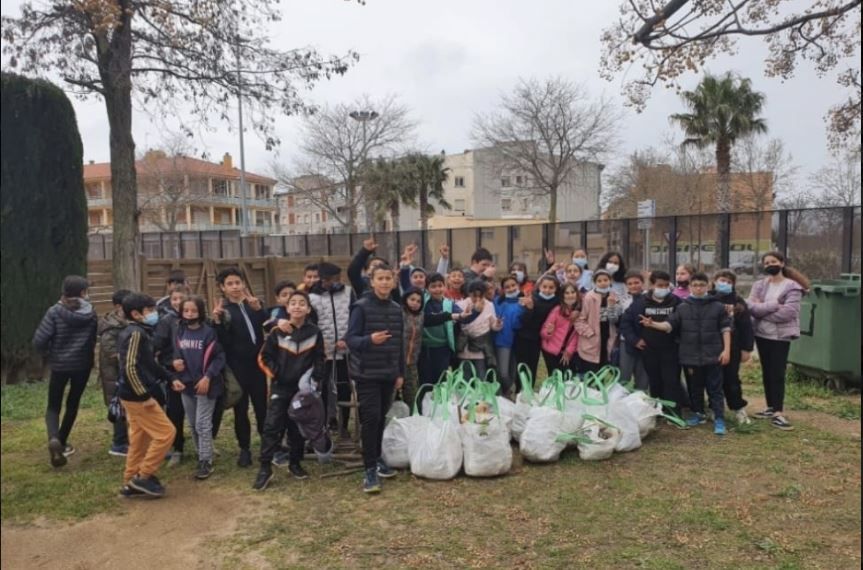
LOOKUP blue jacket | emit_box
[493,296,524,348]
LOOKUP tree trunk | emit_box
[346,178,358,233]
[715,140,732,213]
[549,185,558,224]
[390,202,400,232]
[419,187,429,232]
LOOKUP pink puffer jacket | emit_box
[541,305,579,357]
[747,278,805,341]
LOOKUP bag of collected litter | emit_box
[577,415,622,461]
[607,401,642,452]
[460,383,512,477]
[520,405,567,463]
[387,390,411,422]
[510,364,536,442]
[382,414,429,469]
[409,383,463,480]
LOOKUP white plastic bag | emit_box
[607,402,642,452]
[409,417,463,480]
[620,392,663,438]
[510,393,532,442]
[496,397,515,432]
[519,406,567,463]
[387,400,411,422]
[382,415,429,469]
[461,417,512,477]
[607,382,630,403]
[577,420,622,461]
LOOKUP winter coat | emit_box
[173,323,226,399]
[33,299,97,373]
[309,282,354,360]
[152,309,180,369]
[667,296,733,367]
[258,322,326,390]
[712,291,755,352]
[117,321,173,403]
[575,291,621,364]
[619,293,680,354]
[97,311,127,405]
[346,293,406,382]
[516,293,559,343]
[403,303,453,366]
[541,305,579,358]
[215,299,268,365]
[747,278,805,341]
[493,296,525,349]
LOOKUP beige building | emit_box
[84,151,278,234]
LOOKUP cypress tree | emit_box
[1,73,88,383]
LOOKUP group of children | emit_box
[33,240,808,497]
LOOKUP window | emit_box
[314,213,320,223]
[454,176,465,188]
[304,214,310,224]
[480,229,495,240]
[212,179,229,196]
[501,176,511,188]
[85,182,102,199]
[501,198,512,211]
[322,210,327,222]
[288,213,296,225]
[255,211,269,226]
[515,175,523,185]
[287,195,295,208]
[512,227,520,239]
[254,184,269,200]
[88,210,103,225]
[454,199,466,211]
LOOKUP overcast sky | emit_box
[1,0,850,185]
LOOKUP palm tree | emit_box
[361,158,406,231]
[671,73,767,212]
[399,153,452,231]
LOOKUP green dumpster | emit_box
[788,273,861,389]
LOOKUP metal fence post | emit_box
[507,225,514,266]
[303,233,309,257]
[580,223,588,253]
[777,210,789,259]
[719,213,731,269]
[842,206,854,273]
[326,233,332,258]
[668,216,678,275]
[620,220,631,264]
[420,228,429,270]
[542,223,550,257]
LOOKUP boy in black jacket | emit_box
[641,272,732,435]
[620,270,684,414]
[253,291,326,490]
[116,293,178,498]
[212,267,269,468]
[711,270,755,424]
[153,286,188,466]
[346,263,405,494]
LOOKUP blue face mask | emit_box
[538,292,556,301]
[142,312,159,327]
[690,292,708,299]
[595,286,611,295]
[715,282,734,295]
[653,288,670,299]
[573,257,588,268]
[506,291,520,299]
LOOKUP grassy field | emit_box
[1,364,860,569]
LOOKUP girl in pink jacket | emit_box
[575,270,623,374]
[541,283,581,374]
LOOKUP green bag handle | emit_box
[596,365,621,387]
[484,368,499,386]
[563,380,582,401]
[661,410,687,427]
[581,373,610,406]
[459,360,479,381]
[555,429,593,445]
[517,363,535,403]
[581,413,619,432]
[412,382,436,416]
[537,374,565,411]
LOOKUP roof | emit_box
[83,155,276,185]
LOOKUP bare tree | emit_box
[603,147,672,217]
[472,77,620,225]
[2,1,357,288]
[290,95,416,232]
[136,136,205,232]
[600,0,862,149]
[808,152,862,206]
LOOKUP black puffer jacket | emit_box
[667,296,733,367]
[346,293,405,382]
[33,299,98,372]
[515,293,558,342]
[711,291,755,353]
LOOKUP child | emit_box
[156,270,189,316]
[711,270,755,424]
[597,251,629,302]
[571,249,594,291]
[348,237,398,301]
[456,281,503,380]
[254,291,326,490]
[562,263,585,291]
[509,262,534,296]
[153,286,189,467]
[297,264,319,293]
[212,267,269,468]
[346,263,405,493]
[541,283,581,374]
[640,272,732,435]
[444,267,466,301]
[575,270,622,373]
[618,271,649,390]
[308,263,354,438]
[419,273,474,387]
[33,275,98,468]
[494,276,526,395]
[98,288,132,457]
[398,244,428,294]
[513,275,559,384]
[170,296,226,480]
[263,280,296,334]
[461,248,494,290]
[620,270,684,413]
[673,264,695,299]
[116,293,177,498]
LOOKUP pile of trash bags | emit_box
[381,364,684,480]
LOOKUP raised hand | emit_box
[212,298,225,323]
[544,249,555,264]
[363,236,378,252]
[439,244,450,258]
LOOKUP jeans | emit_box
[259,385,305,466]
[495,346,517,395]
[45,368,91,445]
[619,347,649,391]
[356,378,395,470]
[323,359,351,431]
[459,359,487,382]
[755,337,791,412]
[181,393,218,462]
[419,345,452,386]
[686,364,725,418]
[113,416,129,447]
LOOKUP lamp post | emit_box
[349,110,378,232]
[235,33,250,236]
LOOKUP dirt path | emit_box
[1,479,262,570]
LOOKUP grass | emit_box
[1,366,861,569]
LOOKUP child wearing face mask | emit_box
[509,262,534,296]
[494,276,526,396]
[541,283,581,374]
[616,271,649,390]
[575,270,622,373]
[153,286,190,467]
[598,251,629,304]
[673,264,695,299]
[514,276,560,385]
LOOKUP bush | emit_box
[1,73,88,383]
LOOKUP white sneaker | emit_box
[734,408,752,425]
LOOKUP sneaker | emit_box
[109,444,129,457]
[62,444,76,458]
[376,459,396,479]
[734,408,752,425]
[252,467,274,491]
[166,451,183,467]
[288,463,309,480]
[118,485,147,498]
[714,418,727,436]
[48,437,67,468]
[686,413,706,427]
[754,407,775,420]
[363,468,381,494]
[271,451,291,468]
[237,448,253,468]
[195,460,214,480]
[771,415,794,431]
[129,475,166,497]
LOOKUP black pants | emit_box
[642,350,686,414]
[212,396,224,439]
[685,364,725,418]
[514,338,541,390]
[112,416,129,447]
[722,349,748,411]
[755,337,791,412]
[45,368,91,445]
[419,345,453,386]
[543,351,575,376]
[259,386,305,466]
[166,388,185,452]
[324,359,351,431]
[232,359,268,450]
[356,378,395,470]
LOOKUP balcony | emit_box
[87,195,275,209]
[87,198,111,207]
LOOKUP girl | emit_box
[562,263,585,291]
[541,283,581,374]
[571,249,594,292]
[513,275,560,385]
[746,252,809,431]
[445,267,466,301]
[673,264,696,299]
[171,296,226,480]
[456,281,503,380]
[509,262,534,296]
[597,251,629,301]
[494,276,526,396]
[575,270,621,373]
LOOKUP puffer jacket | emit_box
[747,278,805,341]
[541,305,579,358]
[309,282,354,360]
[575,290,621,364]
[712,290,755,352]
[97,311,127,405]
[258,322,326,390]
[667,296,733,367]
[33,299,98,372]
[493,296,525,349]
[346,293,405,382]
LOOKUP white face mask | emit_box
[514,270,525,284]
[606,263,619,274]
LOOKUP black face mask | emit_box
[764,266,782,276]
[677,280,689,288]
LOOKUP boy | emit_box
[346,264,405,494]
[117,293,177,498]
[618,270,649,390]
[640,272,732,435]
[153,286,188,467]
[419,273,476,388]
[212,267,269,467]
[263,280,296,335]
[33,275,98,467]
[461,248,494,292]
[348,237,399,302]
[444,267,466,301]
[254,291,326,490]
[620,271,683,413]
[98,288,132,457]
[156,270,189,316]
[308,262,355,438]
[712,270,755,424]
[297,264,319,293]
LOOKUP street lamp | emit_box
[349,110,378,232]
[235,32,250,236]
